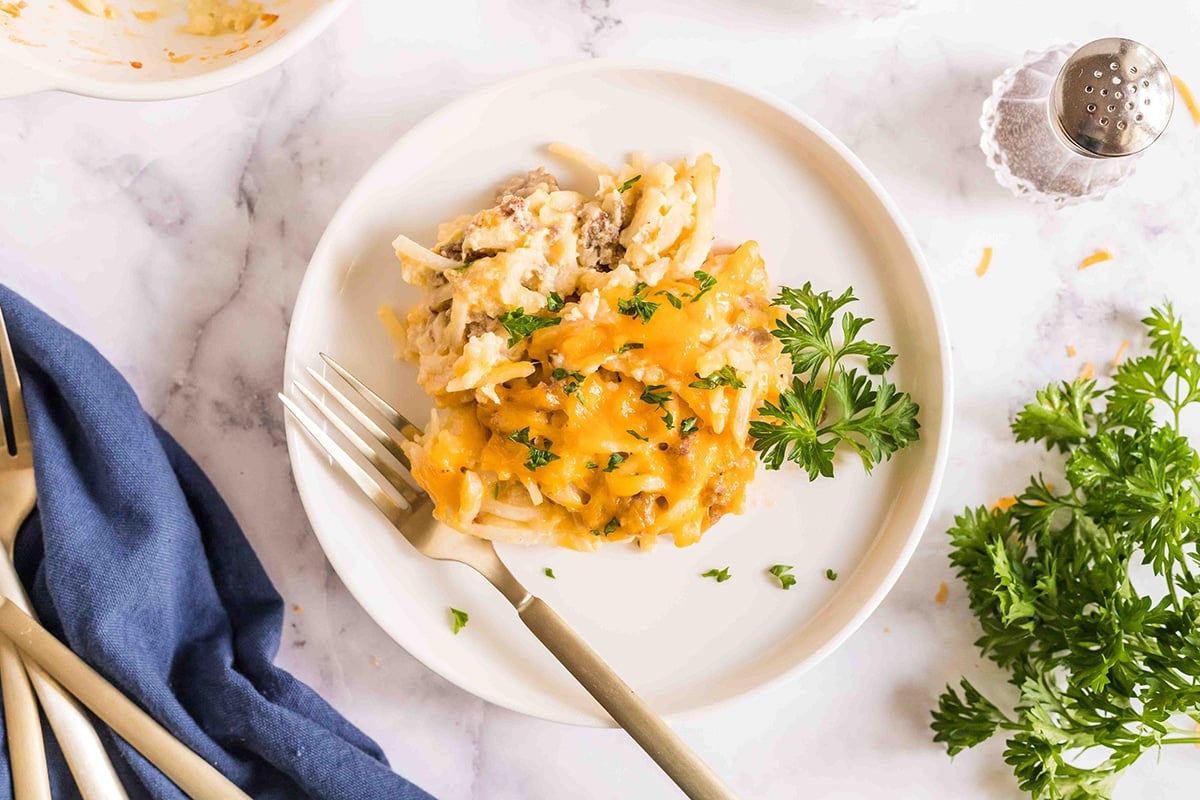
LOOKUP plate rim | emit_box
[283,57,955,727]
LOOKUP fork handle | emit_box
[0,635,51,800]
[516,596,739,800]
[0,599,251,800]
[0,552,128,799]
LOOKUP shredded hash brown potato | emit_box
[388,148,789,550]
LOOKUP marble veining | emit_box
[3,1,1200,798]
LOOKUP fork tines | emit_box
[282,355,427,522]
[0,307,31,461]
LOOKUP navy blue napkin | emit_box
[0,284,432,800]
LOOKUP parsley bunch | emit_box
[932,305,1200,800]
[749,283,919,479]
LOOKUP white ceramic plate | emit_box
[285,60,952,727]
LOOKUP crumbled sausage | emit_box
[498,195,534,232]
[495,167,559,201]
[579,203,624,271]
[436,238,464,261]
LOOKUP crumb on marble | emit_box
[129,60,142,69]
[883,626,890,634]
[293,604,303,613]
[1079,249,1113,270]
[1078,361,1095,381]
[370,655,381,668]
[1112,340,1130,367]
[1173,75,1200,126]
[1066,344,1077,358]
[974,247,993,278]
[935,581,949,605]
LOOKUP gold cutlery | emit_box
[0,307,247,800]
[283,353,739,800]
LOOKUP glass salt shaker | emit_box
[980,38,1174,205]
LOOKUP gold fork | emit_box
[0,307,243,799]
[0,307,133,799]
[283,354,739,800]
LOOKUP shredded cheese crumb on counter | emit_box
[0,1,27,18]
[935,581,949,605]
[974,247,993,278]
[1079,250,1113,270]
[1174,76,1200,126]
[1078,362,1095,381]
[993,496,1018,513]
[1066,344,1077,358]
[1112,340,1130,367]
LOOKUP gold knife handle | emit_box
[516,595,739,800]
[0,599,252,800]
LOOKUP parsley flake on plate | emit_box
[449,607,469,634]
[825,569,838,581]
[498,308,561,347]
[769,564,796,590]
[509,427,561,471]
[701,567,732,583]
[689,366,744,390]
[544,568,556,579]
[604,452,626,472]
[617,174,642,193]
[691,270,717,303]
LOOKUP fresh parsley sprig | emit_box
[749,283,919,480]
[931,304,1200,800]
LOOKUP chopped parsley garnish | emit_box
[546,292,565,312]
[679,417,699,436]
[691,270,717,302]
[585,461,598,470]
[748,283,919,480]
[618,342,644,353]
[544,568,556,579]
[661,410,674,430]
[509,427,561,471]
[455,260,477,270]
[639,384,672,406]
[617,174,642,193]
[701,567,732,583]
[498,308,561,347]
[769,564,796,590]
[656,290,683,309]
[689,366,745,390]
[450,608,469,634]
[627,429,649,442]
[603,518,620,536]
[551,367,585,395]
[825,569,838,581]
[604,452,626,472]
[618,284,660,323]
[493,482,501,498]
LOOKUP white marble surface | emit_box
[3,1,1200,797]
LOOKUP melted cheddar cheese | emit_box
[392,151,788,550]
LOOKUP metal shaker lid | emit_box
[1052,37,1174,158]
